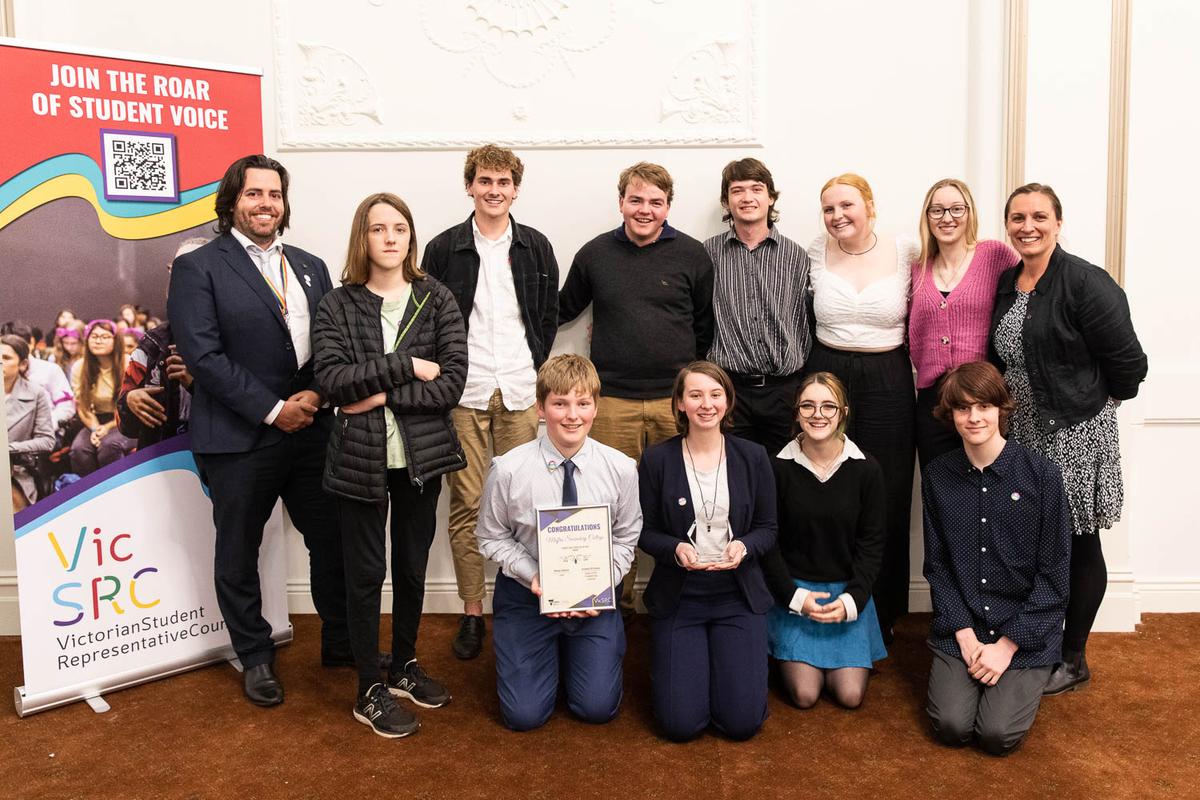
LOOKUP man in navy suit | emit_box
[169,154,350,706]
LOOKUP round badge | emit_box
[678,497,688,506]
[1011,492,1020,501]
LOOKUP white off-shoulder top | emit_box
[806,232,919,350]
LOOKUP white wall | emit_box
[3,0,1194,633]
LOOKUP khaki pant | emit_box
[448,389,540,603]
[589,395,677,614]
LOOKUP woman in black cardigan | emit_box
[638,361,777,742]
[313,192,467,738]
[762,371,887,709]
[990,183,1147,696]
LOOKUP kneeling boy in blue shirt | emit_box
[476,354,642,731]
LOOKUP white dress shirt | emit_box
[460,219,537,411]
[230,227,312,425]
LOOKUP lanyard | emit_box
[259,250,289,320]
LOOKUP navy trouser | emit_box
[650,590,769,742]
[195,432,349,669]
[492,573,625,731]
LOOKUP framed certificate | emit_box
[535,504,615,614]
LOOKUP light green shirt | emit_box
[380,291,412,469]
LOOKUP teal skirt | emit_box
[767,579,888,669]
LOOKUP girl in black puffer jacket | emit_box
[313,192,467,738]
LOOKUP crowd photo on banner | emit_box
[4,233,213,514]
[5,141,1148,755]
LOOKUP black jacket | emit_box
[989,245,1148,431]
[421,213,559,369]
[313,279,467,502]
[637,434,778,617]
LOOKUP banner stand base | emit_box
[84,695,110,714]
[228,656,244,673]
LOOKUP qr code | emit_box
[100,130,179,203]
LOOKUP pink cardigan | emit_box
[907,239,1018,389]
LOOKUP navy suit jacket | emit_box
[637,434,778,617]
[168,232,333,455]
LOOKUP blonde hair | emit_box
[914,178,979,296]
[341,193,424,286]
[792,371,850,440]
[536,354,601,406]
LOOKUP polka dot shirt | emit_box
[921,440,1072,668]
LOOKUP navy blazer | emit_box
[168,233,333,454]
[637,434,778,617]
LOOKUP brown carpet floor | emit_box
[2,613,1197,800]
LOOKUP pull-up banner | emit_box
[0,40,290,716]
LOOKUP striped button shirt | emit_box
[704,225,813,376]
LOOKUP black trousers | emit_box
[728,372,804,457]
[195,430,349,669]
[915,382,962,469]
[339,469,442,694]
[807,342,915,635]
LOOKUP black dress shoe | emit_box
[1043,654,1091,696]
[452,615,485,660]
[244,663,284,707]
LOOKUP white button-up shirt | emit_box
[231,227,312,424]
[460,219,537,411]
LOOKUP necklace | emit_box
[935,247,972,290]
[683,437,724,533]
[837,231,878,256]
[801,438,843,480]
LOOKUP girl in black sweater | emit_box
[763,371,887,709]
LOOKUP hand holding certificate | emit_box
[536,504,616,615]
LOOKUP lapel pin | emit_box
[303,274,312,287]
[678,497,687,506]
[1011,492,1020,501]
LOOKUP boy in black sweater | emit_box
[558,161,714,615]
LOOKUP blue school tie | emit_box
[561,458,578,506]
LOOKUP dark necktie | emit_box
[561,458,578,506]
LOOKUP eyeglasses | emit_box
[88,333,115,342]
[797,402,842,418]
[927,204,969,220]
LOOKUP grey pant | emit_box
[927,644,1051,756]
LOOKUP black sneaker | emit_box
[452,615,486,660]
[388,659,451,708]
[354,683,419,738]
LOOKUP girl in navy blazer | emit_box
[637,360,777,742]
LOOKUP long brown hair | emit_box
[77,320,125,413]
[341,193,424,285]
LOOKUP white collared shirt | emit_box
[775,435,867,621]
[231,227,313,424]
[776,435,866,482]
[460,218,537,411]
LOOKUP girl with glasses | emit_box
[68,320,136,475]
[762,371,887,709]
[909,179,1018,467]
